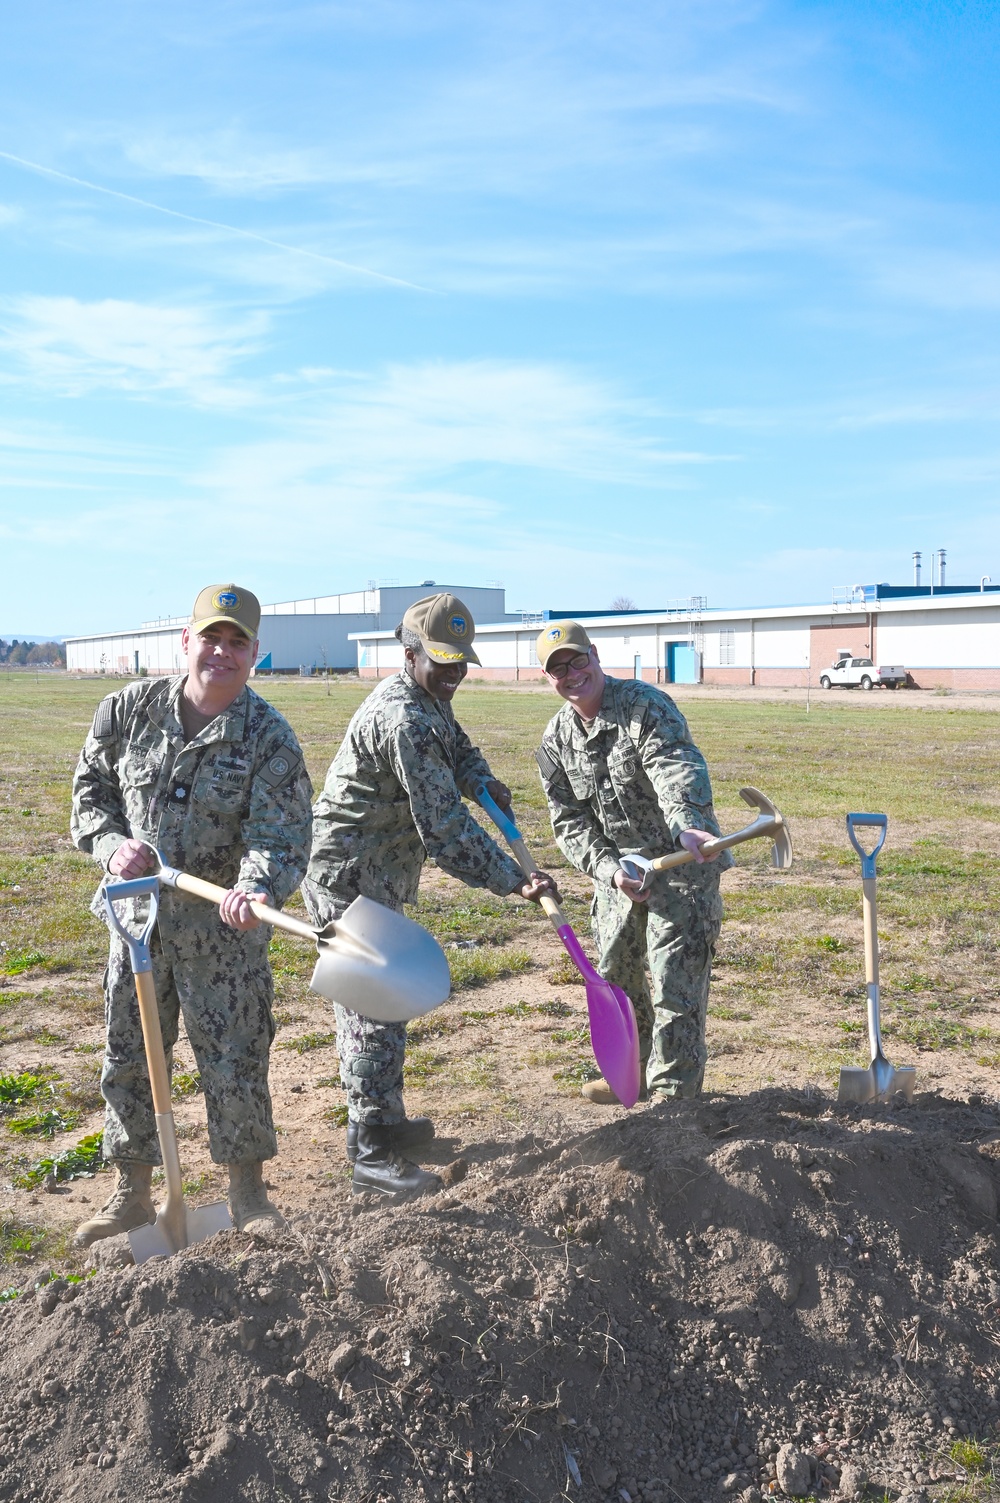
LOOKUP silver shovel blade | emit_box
[838,1062,917,1105]
[128,1200,233,1265]
[309,894,452,1023]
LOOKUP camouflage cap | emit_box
[190,584,261,640]
[535,620,593,669]
[401,593,481,665]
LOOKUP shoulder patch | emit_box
[535,742,560,781]
[92,694,118,741]
[257,749,301,791]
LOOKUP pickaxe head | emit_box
[738,786,793,870]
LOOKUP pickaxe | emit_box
[619,786,792,888]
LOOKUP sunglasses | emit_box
[546,651,592,679]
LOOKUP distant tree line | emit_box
[0,639,66,666]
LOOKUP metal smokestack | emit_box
[912,551,921,586]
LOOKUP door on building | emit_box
[633,654,642,680]
[133,650,139,675]
[666,642,698,683]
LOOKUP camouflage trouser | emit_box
[102,924,278,1165]
[591,873,723,1098]
[301,878,407,1127]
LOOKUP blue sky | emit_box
[2,0,1000,635]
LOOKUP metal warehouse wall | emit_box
[257,614,374,671]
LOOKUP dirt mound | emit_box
[1,1089,998,1503]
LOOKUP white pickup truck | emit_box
[819,654,908,690]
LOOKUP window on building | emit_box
[720,628,735,665]
[528,642,539,667]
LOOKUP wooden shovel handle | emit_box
[135,970,185,1238]
[508,835,567,929]
[169,870,320,943]
[648,815,780,872]
[135,971,173,1117]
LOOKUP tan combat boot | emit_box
[228,1161,285,1233]
[580,1078,649,1106]
[75,1162,155,1248]
[580,1078,621,1105]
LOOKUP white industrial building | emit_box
[66,579,1000,691]
[353,584,1000,692]
[65,582,515,676]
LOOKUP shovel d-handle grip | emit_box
[103,875,160,968]
[158,862,319,944]
[846,812,887,880]
[648,814,780,872]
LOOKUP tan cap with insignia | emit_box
[190,584,261,641]
[401,593,481,665]
[535,619,593,669]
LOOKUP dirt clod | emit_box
[329,1340,359,1378]
[837,1460,869,1497]
[775,1442,812,1495]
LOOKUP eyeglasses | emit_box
[546,651,591,679]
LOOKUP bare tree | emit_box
[611,594,636,611]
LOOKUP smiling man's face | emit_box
[181,621,258,706]
[545,646,606,719]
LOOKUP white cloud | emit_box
[123,132,328,194]
[199,359,724,514]
[0,296,267,404]
[153,357,735,599]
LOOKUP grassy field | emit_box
[2,671,1000,1271]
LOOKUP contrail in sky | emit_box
[0,148,430,292]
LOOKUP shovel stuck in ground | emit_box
[837,813,916,1105]
[155,856,452,1024]
[103,877,232,1264]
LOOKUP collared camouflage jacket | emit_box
[72,676,313,930]
[306,671,523,908]
[536,675,732,888]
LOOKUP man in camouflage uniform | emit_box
[535,620,730,1104]
[304,592,558,1197]
[71,584,312,1244]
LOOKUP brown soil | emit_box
[1,1091,998,1503]
[2,862,1000,1503]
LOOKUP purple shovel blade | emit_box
[558,926,641,1108]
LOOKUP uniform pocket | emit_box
[567,770,594,802]
[120,769,159,830]
[199,777,247,812]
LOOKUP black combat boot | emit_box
[345,1116,435,1164]
[351,1125,441,1199]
